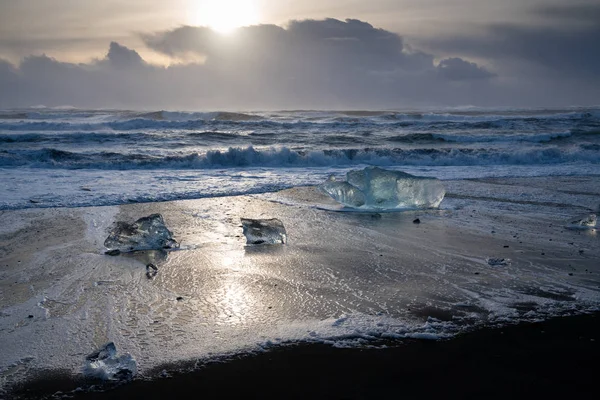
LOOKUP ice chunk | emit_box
[84,342,137,381]
[146,263,158,279]
[104,214,179,252]
[318,176,366,207]
[241,218,287,245]
[567,214,597,229]
[487,257,511,267]
[319,167,445,209]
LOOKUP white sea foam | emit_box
[1,145,599,171]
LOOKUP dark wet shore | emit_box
[10,311,600,399]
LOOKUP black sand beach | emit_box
[10,312,600,399]
[2,179,599,399]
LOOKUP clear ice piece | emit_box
[241,218,287,245]
[84,342,137,381]
[320,167,445,209]
[570,214,597,227]
[318,176,366,207]
[487,258,511,266]
[104,214,179,252]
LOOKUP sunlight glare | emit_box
[187,0,260,33]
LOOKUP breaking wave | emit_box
[2,146,599,169]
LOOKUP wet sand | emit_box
[1,176,599,398]
[11,312,600,399]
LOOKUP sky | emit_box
[0,0,599,109]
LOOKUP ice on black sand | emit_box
[146,263,158,279]
[566,214,597,229]
[319,166,445,209]
[487,258,511,267]
[84,342,137,381]
[241,218,287,245]
[104,214,179,253]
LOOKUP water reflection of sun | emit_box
[186,0,260,33]
[217,251,256,325]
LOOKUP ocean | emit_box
[1,108,599,210]
[1,108,599,395]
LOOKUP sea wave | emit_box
[139,111,264,121]
[385,132,574,144]
[0,131,153,143]
[1,109,598,132]
[2,146,599,169]
[1,129,582,146]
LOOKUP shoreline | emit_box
[9,311,600,399]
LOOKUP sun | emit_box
[187,0,260,33]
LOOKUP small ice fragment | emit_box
[487,257,511,267]
[567,214,597,229]
[241,218,287,245]
[146,263,158,279]
[319,167,445,209]
[84,342,137,381]
[104,214,179,253]
[86,342,116,362]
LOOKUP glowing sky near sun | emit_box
[0,0,598,108]
[1,0,588,64]
[185,0,260,33]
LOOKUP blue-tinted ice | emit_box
[104,214,179,252]
[319,178,366,207]
[241,218,287,244]
[83,342,137,381]
[319,167,445,209]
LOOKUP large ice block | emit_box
[83,342,137,381]
[241,218,287,244]
[319,167,445,209]
[104,213,179,252]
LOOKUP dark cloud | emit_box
[143,19,435,73]
[1,18,593,109]
[436,58,495,81]
[142,25,225,58]
[425,3,600,79]
[105,42,145,68]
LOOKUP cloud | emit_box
[142,19,435,73]
[536,3,600,25]
[425,3,600,79]
[0,58,16,76]
[0,59,18,108]
[1,17,594,109]
[105,42,145,68]
[436,58,496,81]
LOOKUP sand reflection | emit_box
[215,250,258,326]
